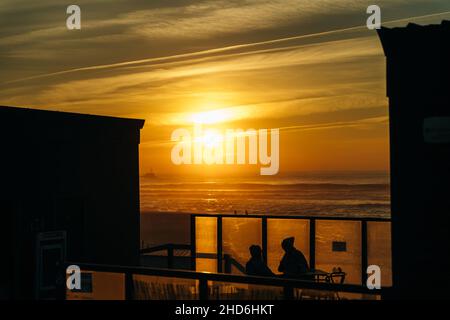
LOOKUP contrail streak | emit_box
[2,11,449,85]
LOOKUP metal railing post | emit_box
[199,279,209,300]
[125,272,134,300]
[224,254,232,274]
[190,215,196,271]
[309,218,316,270]
[283,286,294,300]
[262,217,268,264]
[217,217,223,273]
[361,220,368,285]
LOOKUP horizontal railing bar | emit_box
[67,262,386,295]
[140,250,245,272]
[140,250,246,273]
[140,244,171,254]
[141,251,220,260]
[140,243,191,254]
[192,213,390,222]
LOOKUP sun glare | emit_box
[191,109,232,124]
[197,129,223,149]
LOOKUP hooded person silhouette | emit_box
[278,237,310,279]
[245,245,275,277]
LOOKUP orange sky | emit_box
[1,1,449,176]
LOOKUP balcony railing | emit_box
[64,262,385,300]
[64,214,391,300]
[190,214,391,286]
[139,214,391,291]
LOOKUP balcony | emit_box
[66,214,391,300]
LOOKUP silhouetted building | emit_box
[0,106,144,299]
[378,21,450,299]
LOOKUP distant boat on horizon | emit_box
[142,168,157,179]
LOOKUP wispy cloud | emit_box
[2,0,446,171]
[3,7,449,87]
[3,35,383,110]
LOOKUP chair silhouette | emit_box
[298,268,346,300]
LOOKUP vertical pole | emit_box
[361,220,368,286]
[262,217,268,264]
[283,286,294,300]
[217,217,223,273]
[190,215,196,271]
[224,254,232,274]
[199,279,209,300]
[309,219,316,270]
[125,272,134,300]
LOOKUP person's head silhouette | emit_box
[249,245,262,259]
[281,237,295,253]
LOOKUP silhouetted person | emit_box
[245,245,274,277]
[278,237,310,279]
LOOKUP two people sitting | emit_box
[245,236,311,279]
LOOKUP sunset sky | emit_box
[1,0,449,176]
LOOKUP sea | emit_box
[140,171,390,218]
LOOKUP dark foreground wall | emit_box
[378,21,450,299]
[0,106,144,299]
